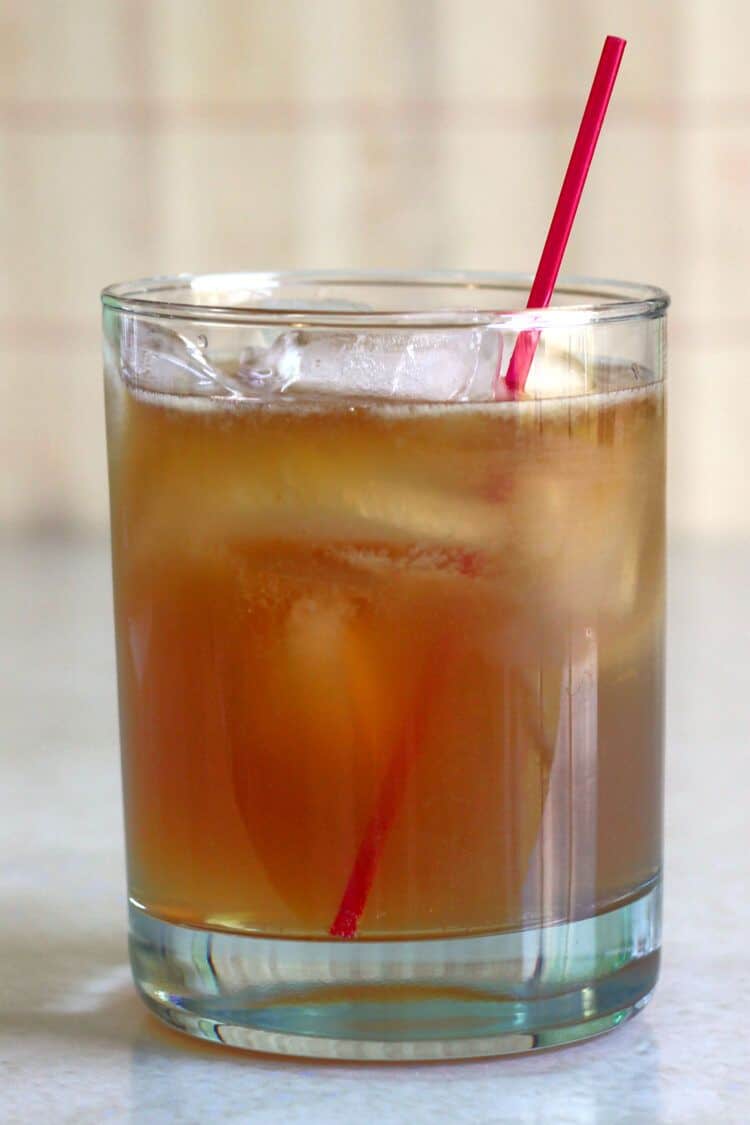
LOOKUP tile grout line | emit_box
[1,98,749,133]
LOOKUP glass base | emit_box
[129,884,660,1061]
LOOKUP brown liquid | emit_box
[107,377,664,939]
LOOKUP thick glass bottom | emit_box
[129,883,660,1060]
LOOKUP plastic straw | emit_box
[329,665,439,938]
[329,643,448,939]
[502,35,626,393]
[330,35,626,940]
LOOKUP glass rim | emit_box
[101,270,670,330]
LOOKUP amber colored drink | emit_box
[108,369,664,941]
[104,273,669,1058]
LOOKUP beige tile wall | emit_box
[1,0,747,535]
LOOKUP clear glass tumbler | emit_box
[102,272,667,1059]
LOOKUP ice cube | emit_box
[119,317,245,397]
[239,327,502,401]
[521,343,588,398]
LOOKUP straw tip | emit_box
[605,34,627,51]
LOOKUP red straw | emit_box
[329,643,447,939]
[502,35,626,393]
[329,679,435,938]
[329,36,626,940]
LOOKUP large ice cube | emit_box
[239,327,502,401]
[119,317,246,397]
[520,343,588,398]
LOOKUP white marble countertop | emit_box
[1,538,748,1123]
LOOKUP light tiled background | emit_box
[1,0,748,535]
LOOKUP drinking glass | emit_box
[102,272,667,1059]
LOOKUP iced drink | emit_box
[103,273,666,1056]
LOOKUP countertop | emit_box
[1,538,748,1124]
